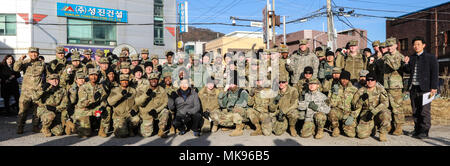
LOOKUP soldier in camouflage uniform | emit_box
[65,71,86,135]
[247,76,277,136]
[295,67,321,101]
[384,37,406,136]
[278,45,290,83]
[327,71,359,137]
[140,48,151,64]
[130,66,149,91]
[73,68,108,138]
[218,74,249,131]
[107,74,140,138]
[286,39,319,84]
[61,51,87,89]
[113,52,130,72]
[337,40,367,84]
[162,51,178,76]
[354,70,370,89]
[190,54,206,89]
[298,78,330,139]
[322,67,342,96]
[130,54,140,71]
[352,73,391,142]
[47,46,67,79]
[151,55,162,74]
[318,51,336,83]
[135,73,169,138]
[162,72,178,134]
[14,47,46,134]
[198,77,219,133]
[270,74,300,136]
[81,49,95,67]
[98,57,110,84]
[33,74,68,137]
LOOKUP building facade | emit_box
[0,0,176,61]
[205,31,265,55]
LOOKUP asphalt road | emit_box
[0,115,449,146]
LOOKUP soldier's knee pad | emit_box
[140,120,154,137]
[298,110,306,120]
[356,121,372,139]
[314,112,327,122]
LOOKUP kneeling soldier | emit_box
[298,78,330,139]
[247,77,277,136]
[271,74,300,136]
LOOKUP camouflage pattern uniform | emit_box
[82,50,95,67]
[65,71,86,135]
[270,82,299,136]
[286,40,320,84]
[33,74,68,137]
[198,86,221,132]
[135,73,169,137]
[61,52,87,89]
[47,46,67,77]
[107,75,140,138]
[247,87,277,136]
[328,81,359,137]
[218,88,249,124]
[353,83,391,141]
[14,47,45,133]
[383,38,406,135]
[339,41,367,83]
[322,67,341,96]
[298,79,330,139]
[318,59,334,82]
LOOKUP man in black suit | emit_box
[403,36,439,139]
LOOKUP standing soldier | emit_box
[61,51,87,89]
[327,71,359,137]
[140,48,151,64]
[278,45,290,84]
[295,67,318,101]
[162,51,178,75]
[74,68,108,138]
[81,49,95,67]
[130,54,140,71]
[218,74,249,132]
[65,71,86,135]
[318,51,336,83]
[338,40,367,84]
[286,39,319,85]
[14,47,45,134]
[247,75,277,136]
[33,74,68,137]
[135,73,169,138]
[107,74,140,138]
[353,73,391,142]
[162,72,178,134]
[384,37,406,135]
[270,74,300,136]
[47,46,67,77]
[322,67,342,96]
[298,78,330,139]
[98,57,110,83]
[151,55,162,73]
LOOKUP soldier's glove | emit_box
[202,110,210,119]
[274,94,281,105]
[146,89,155,97]
[100,107,108,119]
[361,93,369,101]
[325,75,333,80]
[121,90,127,96]
[46,105,57,112]
[344,116,354,126]
[308,101,319,111]
[148,109,158,118]
[94,91,102,100]
[130,109,138,117]
[365,111,374,121]
[170,91,178,99]
[42,82,51,91]
[276,111,285,122]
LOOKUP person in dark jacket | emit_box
[168,79,202,136]
[403,36,439,139]
[1,55,21,114]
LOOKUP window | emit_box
[67,18,116,46]
[399,38,408,51]
[154,0,164,46]
[0,14,16,36]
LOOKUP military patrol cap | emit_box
[332,67,342,74]
[359,70,370,77]
[317,51,325,57]
[99,57,109,64]
[75,71,86,79]
[130,54,140,61]
[299,39,308,45]
[28,47,39,53]
[279,73,289,82]
[151,54,159,60]
[56,46,65,54]
[47,74,59,80]
[120,62,130,69]
[148,73,159,80]
[340,70,351,80]
[71,51,81,61]
[88,68,98,75]
[303,66,314,74]
[366,72,376,81]
[349,40,358,46]
[83,49,92,55]
[120,74,130,81]
[386,37,397,46]
[372,40,380,47]
[379,42,386,48]
[308,78,320,84]
[141,48,149,54]
[121,47,129,52]
[95,50,104,57]
[162,72,172,78]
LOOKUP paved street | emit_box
[0,116,449,146]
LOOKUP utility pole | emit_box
[272,0,276,47]
[326,0,336,51]
[435,8,438,58]
[283,15,286,46]
[266,0,270,49]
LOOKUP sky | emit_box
[176,0,448,47]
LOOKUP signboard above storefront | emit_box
[57,2,128,23]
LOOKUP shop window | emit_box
[67,18,116,46]
[0,14,16,36]
[154,0,164,46]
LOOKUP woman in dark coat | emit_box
[0,55,21,114]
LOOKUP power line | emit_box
[335,5,450,15]
[0,21,256,27]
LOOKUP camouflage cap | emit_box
[372,40,380,47]
[28,47,39,53]
[47,74,59,80]
[332,67,342,74]
[83,49,92,55]
[99,57,109,64]
[359,70,370,77]
[279,73,289,82]
[141,48,149,54]
[148,73,159,80]
[88,68,98,75]
[309,78,320,84]
[120,62,130,69]
[120,74,130,81]
[121,47,129,52]
[95,50,104,57]
[299,39,308,45]
[316,51,325,57]
[379,42,386,48]
[75,71,86,79]
[386,37,397,46]
[279,47,289,53]
[348,40,358,46]
[162,72,172,78]
[130,54,140,61]
[71,51,81,61]
[56,46,65,54]
[151,54,159,60]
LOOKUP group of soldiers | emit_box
[13,36,408,142]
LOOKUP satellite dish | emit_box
[112,43,138,56]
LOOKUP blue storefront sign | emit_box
[64,46,113,59]
[57,2,128,23]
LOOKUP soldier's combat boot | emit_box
[379,133,387,142]
[65,120,75,135]
[392,124,403,136]
[229,124,244,137]
[128,127,135,137]
[315,128,324,139]
[250,124,262,136]
[41,127,52,137]
[289,126,298,137]
[331,127,340,137]
[211,124,218,133]
[157,128,167,138]
[221,127,230,131]
[32,125,41,133]
[169,125,176,135]
[17,125,24,134]
[98,127,107,138]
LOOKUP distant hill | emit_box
[177,26,225,42]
